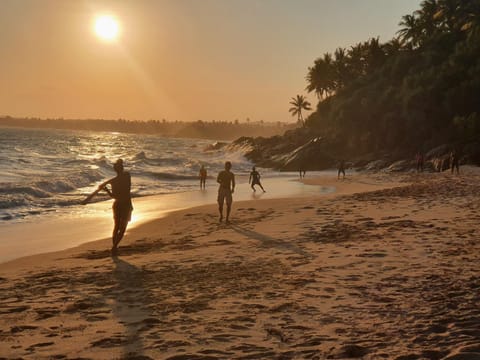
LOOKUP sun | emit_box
[94,15,120,41]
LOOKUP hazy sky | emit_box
[0,0,421,122]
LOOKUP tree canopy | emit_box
[304,0,480,160]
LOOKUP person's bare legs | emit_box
[226,204,231,224]
[112,219,128,255]
[114,221,128,248]
[111,221,120,255]
[218,203,223,222]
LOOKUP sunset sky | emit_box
[0,0,420,123]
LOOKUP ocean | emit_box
[0,126,255,223]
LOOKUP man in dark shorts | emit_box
[99,159,133,255]
[199,165,207,189]
[450,150,460,174]
[217,161,235,223]
[249,166,266,192]
[415,152,424,172]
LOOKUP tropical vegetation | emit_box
[302,0,480,162]
[288,95,311,127]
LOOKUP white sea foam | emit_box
[0,127,255,221]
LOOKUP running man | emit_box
[98,159,133,255]
[199,165,207,189]
[249,166,266,192]
[217,161,235,223]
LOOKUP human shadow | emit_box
[110,256,155,359]
[250,191,265,200]
[230,224,313,258]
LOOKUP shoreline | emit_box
[0,172,345,265]
[1,169,479,359]
[0,172,397,267]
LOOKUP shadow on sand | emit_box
[230,224,312,258]
[110,256,155,359]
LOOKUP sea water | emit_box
[0,126,336,263]
[0,127,257,222]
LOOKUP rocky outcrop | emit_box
[228,129,335,170]
[229,129,479,172]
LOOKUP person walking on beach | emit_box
[98,159,133,255]
[199,165,207,189]
[338,159,346,180]
[249,166,266,192]
[416,152,424,172]
[450,150,460,174]
[299,168,306,178]
[217,161,235,224]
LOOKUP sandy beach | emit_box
[1,169,479,359]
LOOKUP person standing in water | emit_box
[249,166,266,192]
[217,161,235,223]
[338,159,346,180]
[199,165,207,190]
[98,159,133,255]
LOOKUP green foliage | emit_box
[289,95,312,127]
[304,0,480,158]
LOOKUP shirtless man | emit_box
[199,165,207,189]
[99,159,133,255]
[217,161,235,224]
[249,166,266,192]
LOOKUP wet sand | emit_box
[1,169,479,359]
[0,174,335,263]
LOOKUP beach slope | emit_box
[1,170,479,359]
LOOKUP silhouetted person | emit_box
[99,159,133,255]
[338,159,346,180]
[416,152,424,172]
[217,161,235,224]
[249,166,266,192]
[450,150,460,174]
[199,165,207,189]
[299,168,306,178]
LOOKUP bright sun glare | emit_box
[94,15,119,41]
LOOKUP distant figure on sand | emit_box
[416,152,424,172]
[249,166,266,192]
[450,150,460,174]
[96,159,133,255]
[217,161,235,223]
[199,165,207,189]
[299,168,306,178]
[338,159,346,180]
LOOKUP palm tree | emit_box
[306,53,337,100]
[383,37,404,56]
[334,47,349,88]
[398,14,422,47]
[416,0,440,38]
[289,95,311,127]
[347,42,367,78]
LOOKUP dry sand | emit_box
[1,169,479,359]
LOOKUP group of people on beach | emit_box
[84,148,463,256]
[416,150,460,174]
[83,160,266,254]
[202,163,266,223]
